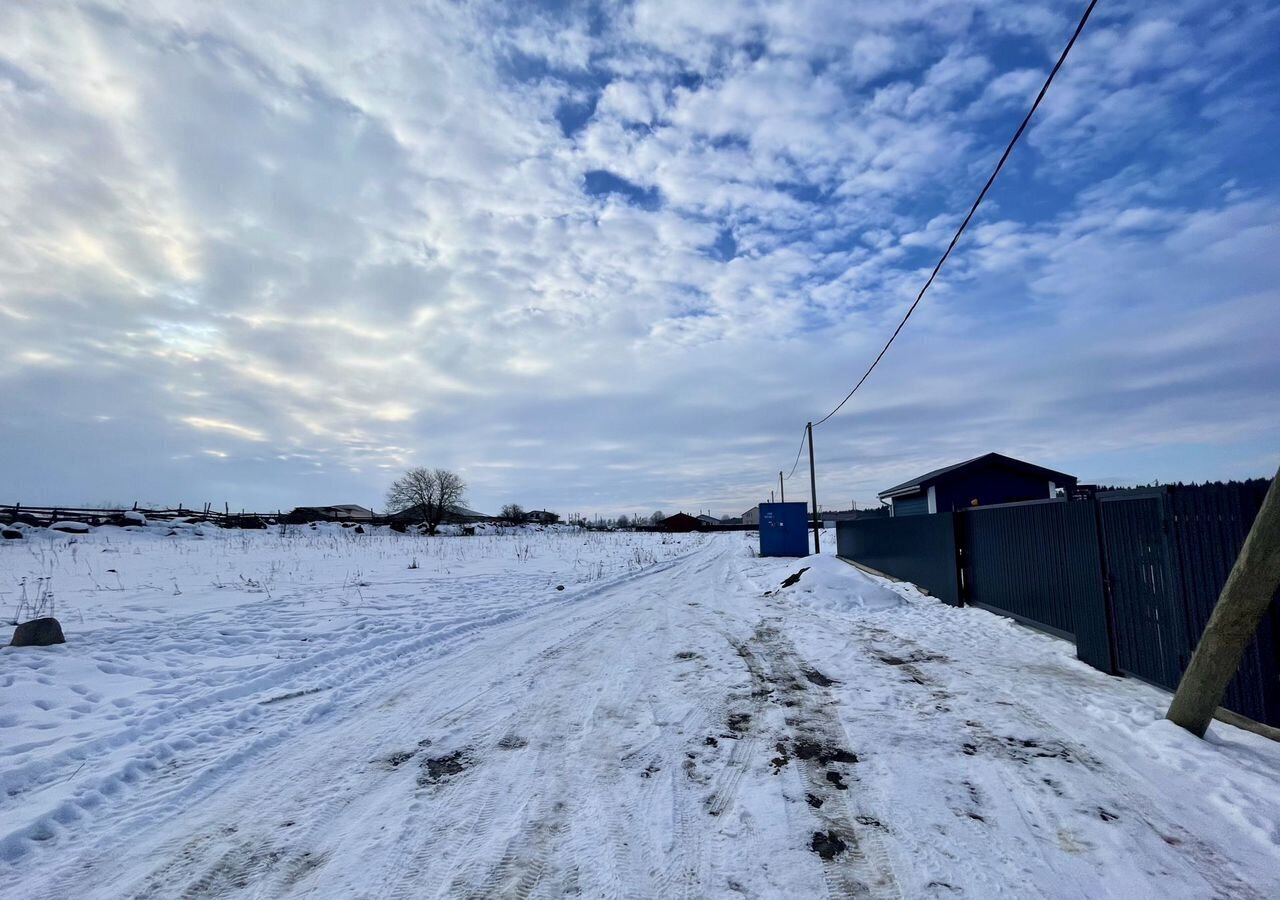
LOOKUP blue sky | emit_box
[1,0,1278,518]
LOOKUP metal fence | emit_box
[836,480,1279,727]
[835,512,961,606]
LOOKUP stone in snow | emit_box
[10,617,66,647]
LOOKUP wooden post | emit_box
[780,471,785,503]
[807,422,820,554]
[1167,463,1280,737]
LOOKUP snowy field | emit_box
[2,524,1278,899]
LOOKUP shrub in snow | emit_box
[49,521,91,534]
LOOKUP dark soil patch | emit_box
[779,567,810,588]
[878,651,946,667]
[1097,807,1119,822]
[966,812,986,823]
[385,750,417,768]
[855,815,884,829]
[726,712,752,734]
[793,740,858,766]
[825,770,848,790]
[801,669,836,687]
[640,763,660,779]
[704,736,719,748]
[674,650,699,660]
[497,735,528,750]
[418,749,472,786]
[999,736,1077,763]
[806,793,823,809]
[810,830,847,860]
[770,742,790,772]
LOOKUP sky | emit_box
[2,0,1278,519]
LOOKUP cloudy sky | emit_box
[2,0,1278,518]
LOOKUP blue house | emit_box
[878,452,1077,516]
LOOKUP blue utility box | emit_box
[758,502,810,557]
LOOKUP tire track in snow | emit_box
[738,618,901,900]
[376,548,724,899]
[845,621,1267,900]
[5,545,713,882]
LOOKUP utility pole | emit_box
[779,471,785,503]
[807,422,820,554]
[1167,463,1280,736]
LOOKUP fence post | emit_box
[1088,495,1120,674]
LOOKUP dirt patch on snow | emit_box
[418,749,473,786]
[810,830,847,860]
[779,567,810,589]
[801,668,836,686]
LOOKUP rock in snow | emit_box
[10,617,65,647]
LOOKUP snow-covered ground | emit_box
[2,525,1278,899]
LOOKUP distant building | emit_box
[389,504,495,524]
[818,508,889,528]
[284,504,374,523]
[525,509,560,525]
[660,512,705,533]
[878,452,1077,516]
[741,506,759,526]
[696,514,720,526]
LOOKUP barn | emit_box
[283,504,374,524]
[878,452,1077,516]
[660,512,706,533]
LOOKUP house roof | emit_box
[293,504,374,517]
[389,503,492,518]
[878,453,1076,499]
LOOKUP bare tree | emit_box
[650,510,665,526]
[385,467,467,535]
[500,503,526,524]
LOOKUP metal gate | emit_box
[1098,490,1184,689]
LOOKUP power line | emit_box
[809,0,1099,429]
[784,427,808,480]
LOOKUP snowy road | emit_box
[3,529,1279,898]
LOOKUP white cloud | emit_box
[1,0,1277,516]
